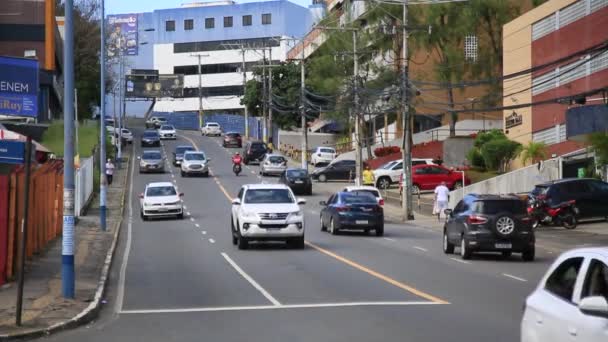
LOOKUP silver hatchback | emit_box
[260,154,288,176]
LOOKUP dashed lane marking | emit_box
[221,252,281,306]
[190,217,195,222]
[383,237,396,242]
[202,231,207,235]
[209,238,215,244]
[413,246,428,252]
[502,273,527,282]
[195,223,200,228]
[449,258,471,265]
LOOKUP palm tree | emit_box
[520,141,547,165]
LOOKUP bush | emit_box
[480,139,522,173]
[466,149,485,169]
[374,146,400,157]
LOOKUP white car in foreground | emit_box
[311,146,337,166]
[521,247,608,342]
[201,122,222,136]
[158,124,177,140]
[342,186,385,206]
[373,158,434,189]
[231,184,306,250]
[139,182,184,220]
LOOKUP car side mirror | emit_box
[297,198,307,205]
[579,296,608,318]
[444,209,453,217]
[319,201,327,206]
[232,198,241,205]
[139,193,144,199]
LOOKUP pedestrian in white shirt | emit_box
[434,181,450,221]
[105,158,115,185]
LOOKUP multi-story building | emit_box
[113,0,315,116]
[503,0,608,170]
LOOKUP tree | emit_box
[520,141,547,165]
[480,139,522,173]
[589,132,608,168]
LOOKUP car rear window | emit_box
[143,131,159,137]
[319,148,335,153]
[286,169,308,177]
[176,147,194,154]
[251,143,267,150]
[268,156,286,163]
[473,200,527,215]
[208,123,219,127]
[227,133,240,137]
[350,190,380,198]
[341,193,377,204]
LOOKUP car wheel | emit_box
[443,229,455,254]
[522,247,535,262]
[306,187,313,196]
[231,218,238,245]
[460,236,472,260]
[320,215,327,231]
[375,224,384,237]
[203,172,209,178]
[181,170,186,177]
[494,214,516,238]
[140,210,145,220]
[377,177,391,190]
[238,235,249,250]
[319,174,327,182]
[330,218,338,235]
[501,251,512,258]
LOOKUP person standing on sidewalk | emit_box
[362,165,375,186]
[105,158,115,185]
[434,181,450,221]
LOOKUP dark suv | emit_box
[443,194,535,261]
[531,178,608,220]
[141,130,161,147]
[243,141,268,164]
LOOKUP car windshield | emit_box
[380,161,398,169]
[244,189,294,204]
[531,185,549,196]
[341,193,377,204]
[146,186,176,197]
[160,125,174,130]
[268,156,285,163]
[319,148,335,154]
[473,200,527,215]
[286,170,308,178]
[158,118,167,122]
[184,153,205,161]
[142,152,162,160]
[175,147,194,154]
[122,129,130,134]
[251,143,267,151]
[143,131,158,137]
[208,123,219,127]
[350,190,380,198]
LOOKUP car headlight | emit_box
[288,211,303,220]
[242,211,258,218]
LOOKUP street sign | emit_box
[0,56,39,118]
[0,140,26,164]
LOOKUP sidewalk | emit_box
[0,150,129,339]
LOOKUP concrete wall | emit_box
[277,130,338,152]
[442,137,474,167]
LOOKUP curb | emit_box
[0,152,131,341]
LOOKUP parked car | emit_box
[145,116,167,129]
[242,141,268,165]
[139,182,184,220]
[443,194,535,261]
[399,164,471,194]
[320,191,384,236]
[311,146,337,166]
[138,150,165,174]
[116,128,133,143]
[260,154,288,176]
[230,184,306,249]
[140,130,160,147]
[342,186,384,206]
[158,124,177,140]
[530,178,608,221]
[223,132,242,148]
[201,122,222,136]
[279,168,312,195]
[311,160,356,182]
[374,158,435,189]
[521,247,608,342]
[180,151,210,177]
[172,145,195,166]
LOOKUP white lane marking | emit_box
[120,301,441,314]
[202,231,207,235]
[171,174,175,178]
[209,238,215,244]
[186,211,191,216]
[116,144,135,313]
[502,273,527,282]
[413,246,428,252]
[194,223,200,228]
[450,258,471,265]
[383,237,396,242]
[250,170,255,174]
[190,217,195,222]
[221,252,281,306]
[184,205,188,210]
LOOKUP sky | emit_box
[106,0,312,15]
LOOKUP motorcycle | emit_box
[233,163,242,176]
[527,196,578,230]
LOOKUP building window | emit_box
[205,18,215,29]
[464,35,478,62]
[165,20,175,32]
[173,37,281,54]
[224,16,233,28]
[262,13,271,25]
[184,19,194,30]
[242,15,252,26]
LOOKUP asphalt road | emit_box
[43,129,564,342]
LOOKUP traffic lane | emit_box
[122,135,271,310]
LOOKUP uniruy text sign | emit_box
[0,56,39,118]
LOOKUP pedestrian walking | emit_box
[362,165,375,186]
[105,158,115,185]
[433,181,450,221]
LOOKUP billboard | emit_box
[0,56,39,118]
[107,14,139,57]
[0,140,25,164]
[125,73,184,99]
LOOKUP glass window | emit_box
[142,152,162,159]
[268,156,286,163]
[224,16,233,28]
[143,131,159,137]
[286,169,308,178]
[350,190,380,198]
[428,166,449,174]
[415,167,429,175]
[590,180,608,193]
[319,148,335,154]
[175,146,194,154]
[392,162,403,170]
[473,200,527,215]
[545,257,584,301]
[262,13,271,25]
[237,187,244,200]
[146,186,177,197]
[244,189,294,204]
[453,200,466,214]
[184,19,194,30]
[184,153,205,161]
[242,15,252,26]
[205,18,215,29]
[341,193,377,204]
[165,20,175,32]
[582,259,608,300]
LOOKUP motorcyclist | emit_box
[232,152,242,165]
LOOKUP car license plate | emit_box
[356,220,368,225]
[495,243,512,249]
[295,180,304,184]
[158,208,168,212]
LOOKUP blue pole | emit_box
[62,0,76,299]
[100,0,107,231]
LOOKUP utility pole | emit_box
[99,0,107,231]
[353,30,362,186]
[15,138,33,326]
[116,53,123,163]
[268,48,273,145]
[190,54,209,128]
[62,0,76,298]
[241,47,249,137]
[401,2,414,220]
[300,40,308,170]
[261,48,267,143]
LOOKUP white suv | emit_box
[231,184,306,250]
[311,146,336,166]
[201,122,222,136]
[373,158,434,189]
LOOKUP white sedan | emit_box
[201,122,222,136]
[521,247,608,342]
[158,124,177,140]
[139,182,184,220]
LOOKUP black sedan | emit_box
[311,160,356,182]
[172,145,196,166]
[141,130,161,147]
[279,168,312,195]
[320,192,384,236]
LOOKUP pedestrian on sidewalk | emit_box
[105,158,115,185]
[434,181,450,221]
[363,165,375,186]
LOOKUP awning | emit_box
[0,125,51,153]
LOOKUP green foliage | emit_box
[480,139,522,173]
[520,141,548,165]
[241,79,263,117]
[466,149,485,169]
[42,120,100,158]
[589,132,608,167]
[473,129,508,148]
